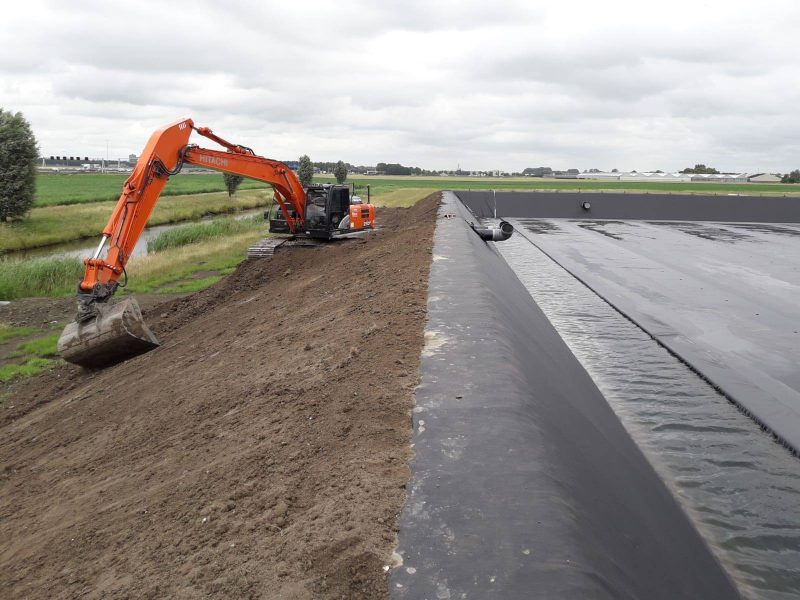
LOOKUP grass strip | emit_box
[147,216,264,253]
[123,230,264,294]
[0,256,84,300]
[371,188,434,208]
[315,175,800,196]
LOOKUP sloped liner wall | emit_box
[390,192,740,599]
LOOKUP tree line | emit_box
[375,162,438,176]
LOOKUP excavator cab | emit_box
[304,185,351,239]
[270,184,368,239]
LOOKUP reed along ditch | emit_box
[497,221,800,600]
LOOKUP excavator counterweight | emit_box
[57,118,375,369]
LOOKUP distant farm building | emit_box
[747,173,782,183]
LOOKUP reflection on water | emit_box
[498,225,800,600]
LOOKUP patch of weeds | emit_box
[0,256,84,300]
[147,216,263,253]
[0,332,62,382]
[0,358,56,382]
[17,334,60,358]
[0,324,37,344]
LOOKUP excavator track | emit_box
[246,236,327,259]
[246,237,290,259]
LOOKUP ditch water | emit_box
[3,207,267,262]
[497,222,800,600]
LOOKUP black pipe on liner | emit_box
[471,220,514,242]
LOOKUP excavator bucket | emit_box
[57,298,160,368]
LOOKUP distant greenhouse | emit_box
[577,171,779,183]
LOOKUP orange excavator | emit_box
[57,118,375,368]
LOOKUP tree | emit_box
[333,160,347,184]
[298,155,314,188]
[223,172,243,198]
[781,169,800,183]
[522,167,553,177]
[0,109,38,222]
[681,163,719,174]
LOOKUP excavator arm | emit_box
[59,118,310,368]
[79,118,307,309]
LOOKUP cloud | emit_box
[1,0,798,171]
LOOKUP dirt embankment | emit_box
[0,193,439,599]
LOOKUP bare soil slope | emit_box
[0,193,439,599]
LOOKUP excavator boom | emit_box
[73,119,307,301]
[57,118,368,369]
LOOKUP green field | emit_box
[36,172,800,209]
[369,188,436,208]
[35,172,269,206]
[317,174,800,197]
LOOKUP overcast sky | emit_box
[1,0,798,172]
